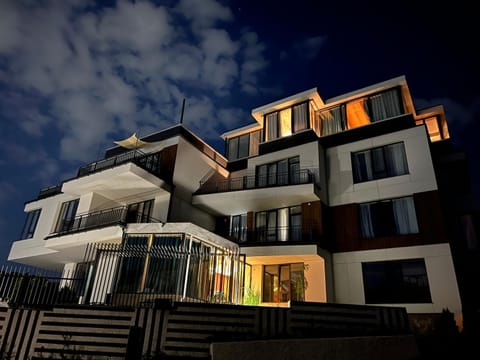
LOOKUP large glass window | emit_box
[227,130,262,161]
[362,259,431,304]
[352,142,408,183]
[115,234,241,303]
[317,88,403,136]
[125,199,154,223]
[359,196,419,238]
[116,234,185,294]
[263,263,305,303]
[256,156,301,187]
[255,205,302,242]
[20,209,41,239]
[230,214,247,243]
[55,199,79,233]
[265,102,309,141]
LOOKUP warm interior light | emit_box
[347,99,370,128]
[280,108,292,137]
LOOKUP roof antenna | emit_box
[179,98,186,125]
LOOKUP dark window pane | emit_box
[362,259,431,304]
[228,137,239,161]
[21,209,41,239]
[267,163,277,186]
[352,142,408,183]
[385,143,408,176]
[238,134,249,159]
[278,159,288,185]
[370,201,395,237]
[359,196,418,238]
[56,199,79,233]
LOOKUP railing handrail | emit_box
[228,222,322,244]
[50,205,163,237]
[77,149,148,177]
[196,168,318,195]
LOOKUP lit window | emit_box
[317,88,403,136]
[351,142,408,183]
[20,209,41,239]
[263,263,305,303]
[264,102,310,141]
[362,259,431,304]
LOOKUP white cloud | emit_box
[240,31,268,94]
[0,0,20,53]
[176,0,233,30]
[294,35,327,60]
[1,142,60,185]
[0,0,268,165]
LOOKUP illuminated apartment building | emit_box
[8,76,462,326]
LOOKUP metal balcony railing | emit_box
[196,169,316,195]
[228,224,321,244]
[77,150,166,180]
[51,206,161,237]
[37,184,63,200]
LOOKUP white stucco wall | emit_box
[332,244,462,317]
[327,126,438,206]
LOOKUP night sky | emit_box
[0,0,479,265]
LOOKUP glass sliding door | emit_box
[293,103,308,132]
[278,208,289,241]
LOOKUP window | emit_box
[116,234,190,294]
[256,156,301,187]
[352,142,408,183]
[255,206,302,242]
[55,199,79,233]
[20,209,41,239]
[265,102,309,141]
[227,130,262,161]
[415,116,450,142]
[359,196,419,238]
[317,88,403,136]
[362,259,431,304]
[230,214,247,242]
[125,199,154,223]
[263,263,305,303]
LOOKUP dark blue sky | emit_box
[1,0,479,265]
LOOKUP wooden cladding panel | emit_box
[161,144,178,180]
[301,201,323,240]
[333,191,448,252]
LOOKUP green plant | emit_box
[243,287,260,305]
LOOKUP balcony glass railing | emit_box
[196,169,316,195]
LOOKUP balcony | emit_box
[192,169,321,214]
[230,224,322,245]
[77,150,166,179]
[62,150,171,199]
[48,206,162,238]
